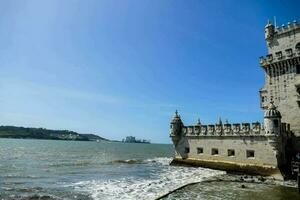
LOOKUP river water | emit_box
[0,139,298,200]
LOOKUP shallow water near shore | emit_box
[0,139,298,200]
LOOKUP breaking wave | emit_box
[70,157,225,200]
[109,157,172,165]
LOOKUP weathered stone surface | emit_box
[169,105,289,180]
[260,20,300,136]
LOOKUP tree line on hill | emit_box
[0,126,109,141]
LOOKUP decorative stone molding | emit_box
[173,121,285,137]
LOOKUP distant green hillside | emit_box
[0,126,109,141]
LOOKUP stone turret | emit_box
[170,110,184,145]
[265,20,275,42]
[264,101,287,171]
[264,101,282,135]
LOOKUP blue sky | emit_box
[0,0,299,143]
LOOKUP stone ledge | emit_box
[170,157,283,180]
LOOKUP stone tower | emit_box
[260,19,300,136]
[264,101,282,135]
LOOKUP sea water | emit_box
[0,139,297,200]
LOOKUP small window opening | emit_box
[228,149,235,157]
[267,54,273,61]
[286,48,293,57]
[275,51,282,58]
[274,119,279,128]
[296,43,300,53]
[197,147,203,154]
[297,86,300,95]
[185,147,190,154]
[246,150,255,158]
[296,65,300,74]
[212,148,219,155]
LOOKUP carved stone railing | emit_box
[180,122,267,136]
[177,122,292,137]
[260,52,300,66]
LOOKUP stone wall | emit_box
[174,136,279,166]
[171,132,287,179]
[170,120,290,179]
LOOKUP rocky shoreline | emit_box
[156,173,298,200]
[208,173,296,186]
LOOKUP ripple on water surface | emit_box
[1,139,297,200]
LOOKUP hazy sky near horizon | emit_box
[0,0,299,143]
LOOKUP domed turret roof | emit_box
[171,110,183,124]
[264,101,281,118]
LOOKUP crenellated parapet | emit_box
[260,19,300,68]
[274,20,300,35]
[177,122,291,137]
[179,122,269,136]
[170,102,290,138]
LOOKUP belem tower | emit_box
[170,19,300,180]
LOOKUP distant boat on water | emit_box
[122,136,150,144]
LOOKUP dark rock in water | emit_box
[241,184,246,188]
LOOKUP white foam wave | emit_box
[71,157,225,200]
[145,157,172,166]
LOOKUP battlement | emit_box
[274,20,300,35]
[170,122,290,137]
[259,39,300,67]
[261,19,300,67]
